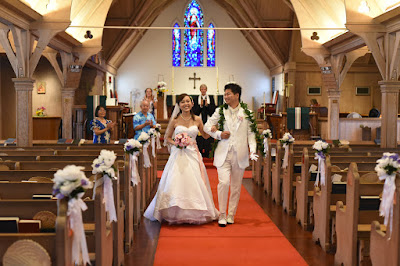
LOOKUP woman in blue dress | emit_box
[90,105,116,144]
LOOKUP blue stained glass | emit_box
[184,0,204,67]
[207,23,215,67]
[172,23,181,67]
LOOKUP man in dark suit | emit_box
[193,84,216,158]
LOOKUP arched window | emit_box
[207,23,215,67]
[172,23,181,67]
[184,0,204,67]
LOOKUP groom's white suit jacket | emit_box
[204,106,257,169]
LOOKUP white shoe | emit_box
[227,215,234,224]
[218,215,227,227]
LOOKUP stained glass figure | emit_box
[207,23,215,67]
[184,0,204,67]
[172,23,181,66]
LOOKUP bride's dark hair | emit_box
[175,93,195,120]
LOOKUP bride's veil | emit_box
[163,103,180,153]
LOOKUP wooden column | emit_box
[327,89,340,140]
[157,95,164,120]
[13,78,34,147]
[61,89,75,139]
[379,80,400,148]
[284,62,296,108]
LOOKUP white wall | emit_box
[117,0,271,112]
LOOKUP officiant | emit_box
[193,84,216,157]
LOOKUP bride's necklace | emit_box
[180,114,191,121]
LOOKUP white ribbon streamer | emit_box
[263,138,269,156]
[314,154,326,186]
[282,144,289,169]
[103,175,117,222]
[130,153,140,186]
[143,143,151,168]
[68,198,90,265]
[379,174,396,238]
[156,133,162,149]
[151,137,156,157]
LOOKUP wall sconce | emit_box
[84,30,93,39]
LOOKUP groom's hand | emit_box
[221,131,230,139]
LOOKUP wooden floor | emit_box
[124,179,334,266]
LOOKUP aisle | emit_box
[153,168,307,266]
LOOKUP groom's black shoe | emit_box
[218,216,227,227]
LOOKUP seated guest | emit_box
[133,100,156,139]
[91,105,116,144]
[347,112,362,118]
[369,107,380,117]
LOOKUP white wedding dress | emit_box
[144,125,219,224]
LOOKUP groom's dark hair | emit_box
[224,83,241,101]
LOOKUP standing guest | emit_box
[91,105,116,144]
[193,84,216,157]
[133,100,156,139]
[144,88,157,117]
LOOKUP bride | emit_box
[144,93,219,224]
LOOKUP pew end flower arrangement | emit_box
[52,165,93,265]
[279,132,294,169]
[375,152,400,238]
[91,149,118,222]
[312,140,330,186]
[138,132,151,168]
[262,129,272,156]
[124,139,142,186]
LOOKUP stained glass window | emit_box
[172,23,181,67]
[184,0,204,67]
[207,23,215,67]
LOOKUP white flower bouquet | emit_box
[280,132,295,147]
[155,123,162,133]
[52,165,93,200]
[92,149,117,179]
[124,139,142,155]
[312,140,330,159]
[154,81,168,96]
[375,153,400,177]
[138,131,150,145]
[262,129,272,139]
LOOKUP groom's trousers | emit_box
[216,149,245,216]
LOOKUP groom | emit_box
[204,83,257,227]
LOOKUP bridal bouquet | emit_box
[174,132,191,149]
[313,140,329,186]
[52,165,92,265]
[375,153,400,237]
[138,132,151,168]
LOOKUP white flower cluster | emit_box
[280,132,295,146]
[157,81,167,88]
[155,123,161,132]
[312,140,329,152]
[124,139,142,155]
[262,129,272,139]
[138,131,150,144]
[92,149,117,179]
[375,153,400,177]
[148,128,157,138]
[52,165,93,200]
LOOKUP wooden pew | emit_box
[335,163,383,265]
[263,139,272,195]
[370,179,400,266]
[282,148,295,215]
[252,150,263,186]
[296,148,311,230]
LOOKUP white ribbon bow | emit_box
[263,138,269,157]
[379,174,396,238]
[92,176,117,222]
[151,137,156,158]
[68,198,91,265]
[282,144,289,169]
[130,152,140,186]
[314,153,326,186]
[143,142,152,168]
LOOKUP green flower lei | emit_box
[209,102,264,158]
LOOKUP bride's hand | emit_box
[211,126,217,132]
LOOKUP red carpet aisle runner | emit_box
[153,168,307,266]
